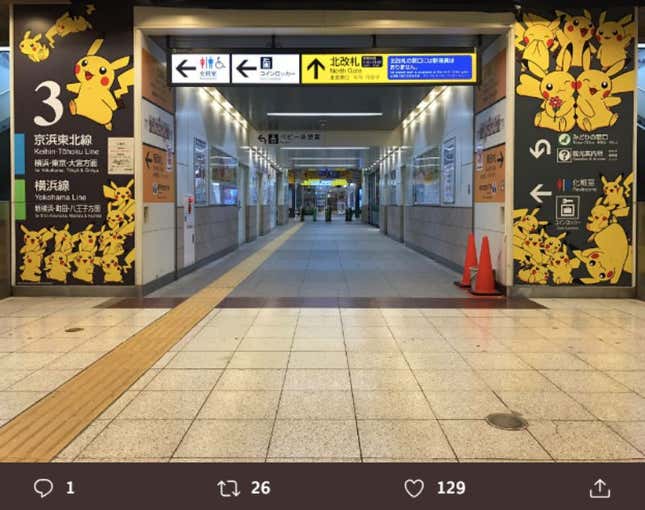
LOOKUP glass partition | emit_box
[209,146,238,206]
[411,146,441,205]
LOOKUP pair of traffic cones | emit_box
[454,233,502,296]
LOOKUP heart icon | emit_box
[404,478,424,499]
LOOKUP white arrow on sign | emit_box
[530,183,552,204]
[529,139,552,159]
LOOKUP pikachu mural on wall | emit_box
[67,38,134,131]
[17,180,135,285]
[515,9,635,133]
[512,171,633,286]
[18,4,95,61]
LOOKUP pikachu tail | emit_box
[123,249,135,271]
[114,68,134,100]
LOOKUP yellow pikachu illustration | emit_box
[103,179,134,210]
[519,231,548,266]
[71,250,98,284]
[50,224,75,254]
[18,31,50,63]
[515,13,560,71]
[576,60,635,131]
[595,11,635,72]
[45,10,93,48]
[100,255,124,283]
[66,39,134,131]
[99,220,134,257]
[555,9,597,69]
[586,197,617,241]
[573,223,630,284]
[518,265,549,285]
[123,248,135,271]
[513,208,548,262]
[516,49,577,132]
[601,173,633,211]
[548,249,581,285]
[19,225,53,254]
[542,231,567,258]
[44,251,72,283]
[19,251,45,283]
[76,224,103,253]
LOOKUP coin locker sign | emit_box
[301,53,477,84]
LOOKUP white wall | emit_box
[402,86,474,208]
[474,35,508,285]
[141,36,175,285]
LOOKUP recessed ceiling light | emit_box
[267,112,382,117]
[290,157,361,161]
[293,163,358,168]
[280,147,370,150]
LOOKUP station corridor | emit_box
[1,221,645,463]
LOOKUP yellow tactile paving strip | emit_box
[0,223,302,462]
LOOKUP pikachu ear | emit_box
[526,61,547,79]
[601,175,608,185]
[126,178,134,190]
[64,223,70,231]
[619,14,633,26]
[559,46,573,72]
[103,184,116,199]
[548,18,560,31]
[606,60,625,78]
[616,175,623,184]
[20,224,29,234]
[87,38,104,56]
[110,56,130,71]
[34,33,42,42]
[85,224,94,231]
[557,232,567,240]
[583,9,592,20]
[599,11,607,25]
[530,208,540,217]
[555,10,567,19]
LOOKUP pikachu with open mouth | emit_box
[66,38,134,130]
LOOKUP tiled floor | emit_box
[0,297,169,424]
[228,221,468,298]
[49,303,645,463]
[2,222,645,463]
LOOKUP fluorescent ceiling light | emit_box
[294,163,358,168]
[280,147,370,150]
[290,157,360,161]
[267,112,382,117]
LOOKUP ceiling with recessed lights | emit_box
[216,85,432,131]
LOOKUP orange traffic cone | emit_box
[470,236,502,296]
[454,232,478,288]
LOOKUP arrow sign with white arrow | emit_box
[530,183,552,204]
[529,139,552,159]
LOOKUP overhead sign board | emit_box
[231,54,300,84]
[169,50,477,86]
[301,53,477,85]
[170,53,230,85]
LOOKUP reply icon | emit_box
[34,478,54,499]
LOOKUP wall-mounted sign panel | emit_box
[301,53,477,85]
[169,50,477,86]
[231,54,299,84]
[170,53,230,85]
